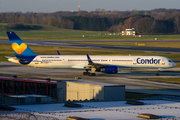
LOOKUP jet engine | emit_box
[100,66,118,74]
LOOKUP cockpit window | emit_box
[169,60,172,62]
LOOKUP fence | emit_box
[0,111,59,120]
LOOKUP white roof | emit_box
[12,100,180,120]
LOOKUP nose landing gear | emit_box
[156,71,160,76]
[156,68,162,76]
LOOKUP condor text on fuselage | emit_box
[137,58,161,64]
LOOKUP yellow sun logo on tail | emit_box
[12,43,27,54]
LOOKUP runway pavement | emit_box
[1,39,180,54]
[0,62,180,77]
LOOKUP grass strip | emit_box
[0,24,180,40]
[150,78,180,83]
[126,92,156,99]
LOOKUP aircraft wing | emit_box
[84,54,118,74]
[84,54,106,69]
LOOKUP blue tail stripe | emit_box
[7,32,21,40]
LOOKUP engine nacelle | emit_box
[101,66,118,74]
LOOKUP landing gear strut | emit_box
[156,70,160,76]
[83,71,90,75]
[83,69,96,76]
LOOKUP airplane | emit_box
[6,32,176,76]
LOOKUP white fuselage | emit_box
[8,55,176,69]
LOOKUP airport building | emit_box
[57,80,125,102]
[122,28,136,36]
[0,77,57,100]
[0,76,125,104]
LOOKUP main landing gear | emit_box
[156,70,160,76]
[83,69,96,76]
[156,68,161,76]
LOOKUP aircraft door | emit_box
[58,88,65,102]
[62,58,65,64]
[161,58,165,66]
[133,58,137,65]
[35,58,39,64]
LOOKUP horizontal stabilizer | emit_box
[5,56,13,59]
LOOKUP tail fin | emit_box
[6,32,37,60]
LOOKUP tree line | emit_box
[109,16,175,34]
[0,8,180,34]
[0,13,74,29]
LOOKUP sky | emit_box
[0,0,180,13]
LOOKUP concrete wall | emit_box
[2,95,51,105]
[57,81,67,102]
[66,82,104,101]
[57,81,125,102]
[104,86,125,101]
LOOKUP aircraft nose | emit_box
[172,62,176,67]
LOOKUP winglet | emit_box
[87,54,93,64]
[57,50,61,55]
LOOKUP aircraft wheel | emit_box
[83,72,90,75]
[89,73,96,76]
[92,73,96,76]
[156,73,160,76]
